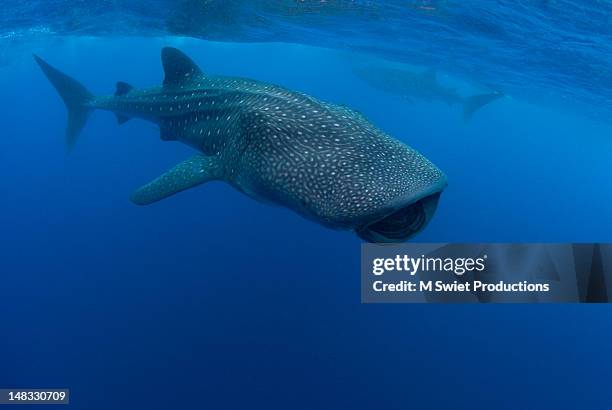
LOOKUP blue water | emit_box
[3,1,612,122]
[1,3,612,409]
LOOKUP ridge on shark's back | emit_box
[34,47,447,243]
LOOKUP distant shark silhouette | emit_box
[354,66,504,120]
[34,47,447,242]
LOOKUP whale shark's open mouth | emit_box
[356,192,442,243]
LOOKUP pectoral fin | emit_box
[131,155,221,205]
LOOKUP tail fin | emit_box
[463,91,504,122]
[33,54,94,149]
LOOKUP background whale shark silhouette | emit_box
[354,65,504,121]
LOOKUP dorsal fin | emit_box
[161,47,202,87]
[115,81,134,96]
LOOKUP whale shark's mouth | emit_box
[356,192,442,243]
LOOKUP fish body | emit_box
[35,48,447,242]
[355,65,503,120]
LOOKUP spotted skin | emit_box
[37,47,447,241]
[131,154,222,205]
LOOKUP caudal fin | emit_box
[34,54,94,149]
[463,91,504,122]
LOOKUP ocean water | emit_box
[1,2,612,409]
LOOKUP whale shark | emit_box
[34,47,447,242]
[354,65,503,120]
